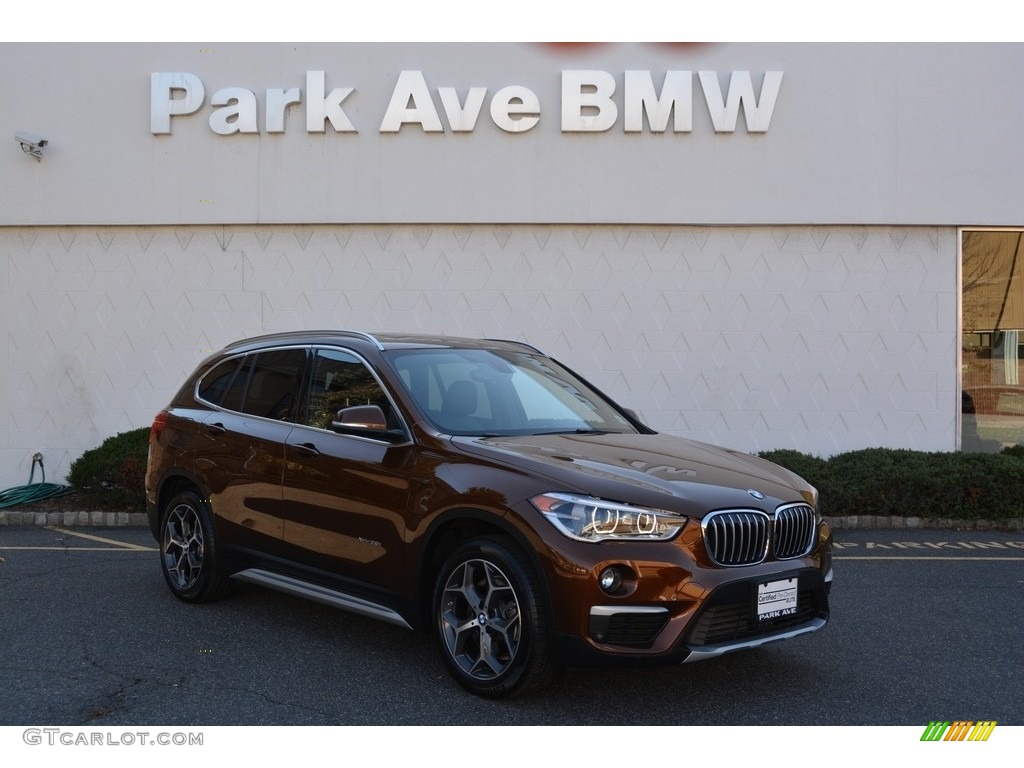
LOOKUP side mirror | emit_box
[331,405,406,442]
[333,404,387,432]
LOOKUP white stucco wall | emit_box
[3,41,1001,489]
[0,223,957,489]
[2,42,1022,227]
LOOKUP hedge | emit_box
[67,427,149,510]
[64,429,1024,522]
[758,447,1024,521]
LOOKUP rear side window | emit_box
[197,348,306,420]
[220,356,254,412]
[197,358,243,406]
[240,349,306,420]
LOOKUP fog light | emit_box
[598,566,622,594]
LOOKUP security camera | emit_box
[15,130,48,160]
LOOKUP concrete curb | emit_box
[1,509,1022,532]
[826,515,1023,532]
[0,510,148,527]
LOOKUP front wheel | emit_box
[433,538,557,698]
[159,490,231,602]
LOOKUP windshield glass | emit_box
[384,349,639,436]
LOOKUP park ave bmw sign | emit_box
[150,70,783,136]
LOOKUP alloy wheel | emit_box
[162,502,204,592]
[438,558,522,680]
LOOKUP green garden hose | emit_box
[0,454,73,509]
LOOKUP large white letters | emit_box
[150,72,204,134]
[266,87,302,133]
[149,69,782,137]
[381,71,540,133]
[305,71,357,133]
[624,71,692,133]
[561,70,617,132]
[380,71,444,133]
[698,71,783,133]
[209,87,258,135]
[437,87,487,132]
[490,86,540,133]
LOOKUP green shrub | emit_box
[755,449,829,487]
[67,427,149,510]
[759,447,1024,521]
[1000,444,1024,459]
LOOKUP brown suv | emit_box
[146,331,832,697]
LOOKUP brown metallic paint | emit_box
[146,331,831,667]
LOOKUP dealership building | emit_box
[1,42,1022,490]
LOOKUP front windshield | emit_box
[384,348,639,437]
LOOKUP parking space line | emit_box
[0,526,158,552]
[0,546,156,551]
[836,555,1024,561]
[41,525,156,551]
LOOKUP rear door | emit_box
[195,347,306,557]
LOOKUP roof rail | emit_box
[344,331,385,351]
[484,338,543,354]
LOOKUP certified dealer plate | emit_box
[757,577,797,621]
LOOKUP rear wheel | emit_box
[159,490,231,602]
[433,538,557,698]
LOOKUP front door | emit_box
[280,347,414,600]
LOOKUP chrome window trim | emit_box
[193,344,309,420]
[193,343,413,447]
[292,344,413,447]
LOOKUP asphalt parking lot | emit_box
[0,525,1021,726]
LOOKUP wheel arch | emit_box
[414,507,553,631]
[150,469,207,538]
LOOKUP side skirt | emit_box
[231,568,414,630]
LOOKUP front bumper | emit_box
[549,566,830,668]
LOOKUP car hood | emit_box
[452,432,814,513]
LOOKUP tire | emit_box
[433,537,558,698]
[159,490,231,602]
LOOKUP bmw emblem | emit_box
[747,489,766,500]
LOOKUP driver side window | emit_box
[305,349,392,431]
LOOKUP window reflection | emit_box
[962,230,1024,451]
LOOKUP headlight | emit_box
[530,493,686,543]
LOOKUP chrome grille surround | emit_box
[773,503,817,559]
[701,504,819,567]
[701,509,771,567]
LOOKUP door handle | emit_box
[291,442,321,457]
[206,422,226,435]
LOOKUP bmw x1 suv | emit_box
[146,331,832,697]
